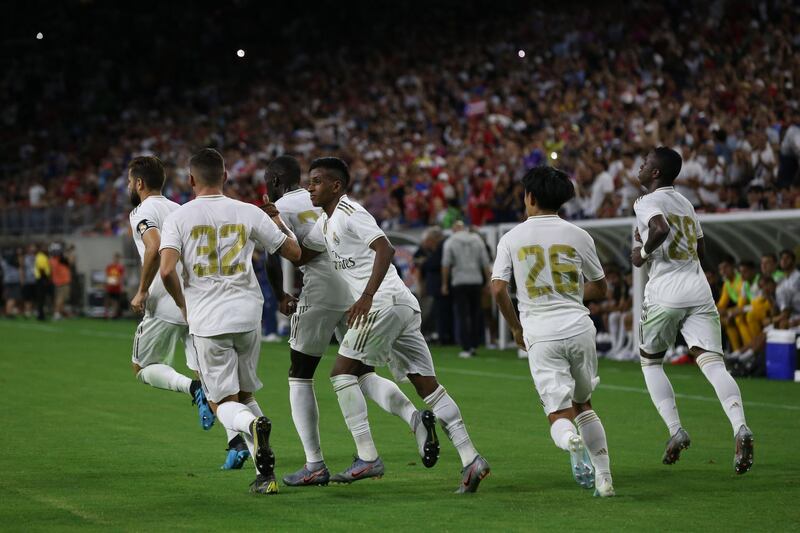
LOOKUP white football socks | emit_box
[424,385,478,467]
[243,396,263,418]
[696,352,747,435]
[575,410,612,481]
[289,378,324,464]
[216,401,258,459]
[358,372,417,426]
[331,375,378,462]
[225,427,239,446]
[136,364,192,394]
[641,357,682,436]
[550,417,579,451]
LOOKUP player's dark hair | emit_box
[309,157,350,187]
[761,252,777,262]
[780,249,796,262]
[720,254,736,265]
[128,156,166,191]
[739,260,756,270]
[522,166,575,211]
[267,155,301,188]
[652,146,683,183]
[190,148,225,186]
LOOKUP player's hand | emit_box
[262,194,280,218]
[347,293,373,328]
[511,326,526,350]
[130,290,148,314]
[441,284,449,296]
[631,246,645,268]
[279,293,298,316]
[634,228,642,243]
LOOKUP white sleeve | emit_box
[491,237,513,282]
[580,232,605,282]
[159,213,182,252]
[303,217,327,252]
[251,209,288,254]
[347,209,385,246]
[634,194,664,226]
[130,204,160,238]
[441,239,453,268]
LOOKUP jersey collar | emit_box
[654,186,675,192]
[196,194,224,199]
[282,188,305,198]
[527,214,559,219]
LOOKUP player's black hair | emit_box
[522,165,575,211]
[720,254,736,265]
[190,148,225,185]
[780,249,796,262]
[309,157,350,187]
[267,155,301,188]
[128,156,166,191]
[739,259,756,270]
[652,146,683,183]
[761,252,778,262]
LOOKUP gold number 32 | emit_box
[517,244,579,298]
[190,224,247,277]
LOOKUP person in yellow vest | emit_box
[729,260,759,353]
[735,253,785,357]
[716,256,743,350]
[34,244,51,321]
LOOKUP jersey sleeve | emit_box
[491,237,513,282]
[159,213,182,252]
[441,239,453,268]
[130,204,160,238]
[347,209,385,247]
[634,194,665,225]
[251,209,289,255]
[303,217,327,252]
[579,231,605,282]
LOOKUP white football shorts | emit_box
[191,330,262,403]
[639,299,723,356]
[289,305,348,357]
[526,328,599,415]
[339,304,436,382]
[131,314,198,371]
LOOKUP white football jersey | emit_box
[634,186,713,307]
[492,215,604,343]
[275,188,352,310]
[130,195,185,325]
[160,195,288,337]
[304,195,419,312]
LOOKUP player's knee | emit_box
[547,407,574,424]
[408,374,439,398]
[640,352,665,366]
[289,350,319,379]
[572,399,593,413]
[132,363,143,379]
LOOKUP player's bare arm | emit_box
[632,215,670,267]
[159,248,187,319]
[131,228,161,314]
[293,245,322,267]
[266,252,297,315]
[490,279,524,349]
[347,236,394,328]
[697,236,706,262]
[584,278,608,303]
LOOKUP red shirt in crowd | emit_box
[106,262,124,294]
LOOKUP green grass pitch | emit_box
[1,318,799,531]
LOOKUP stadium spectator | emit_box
[34,244,51,321]
[775,249,800,329]
[1,248,22,317]
[441,221,492,358]
[21,245,37,318]
[104,253,125,319]
[414,227,453,344]
[717,256,743,351]
[49,244,73,320]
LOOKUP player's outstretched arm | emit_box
[131,229,161,314]
[631,215,670,267]
[159,248,186,319]
[347,236,394,328]
[490,279,524,349]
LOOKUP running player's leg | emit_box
[639,303,689,463]
[569,330,613,496]
[132,317,194,393]
[329,354,384,482]
[182,333,214,431]
[395,309,487,492]
[682,304,753,474]
[529,338,593,489]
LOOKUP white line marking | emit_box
[437,366,800,411]
[5,486,107,524]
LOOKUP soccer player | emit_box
[127,156,257,470]
[295,157,488,493]
[491,166,615,498]
[631,146,754,474]
[264,155,440,487]
[159,148,301,494]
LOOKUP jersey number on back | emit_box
[190,224,247,277]
[517,244,579,298]
[666,215,698,261]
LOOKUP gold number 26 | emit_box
[517,244,579,298]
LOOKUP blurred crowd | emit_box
[1,1,799,235]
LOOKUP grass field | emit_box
[1,318,799,531]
